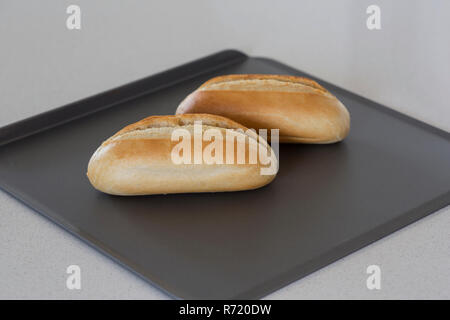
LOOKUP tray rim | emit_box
[0,49,248,147]
[1,50,448,146]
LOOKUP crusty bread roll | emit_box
[87,114,277,195]
[176,74,350,143]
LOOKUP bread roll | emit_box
[176,74,350,143]
[87,114,277,195]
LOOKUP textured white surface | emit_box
[0,0,449,299]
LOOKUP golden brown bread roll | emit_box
[87,114,277,195]
[176,74,350,143]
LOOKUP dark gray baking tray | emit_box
[1,50,449,299]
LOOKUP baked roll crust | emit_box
[87,114,277,195]
[176,74,350,143]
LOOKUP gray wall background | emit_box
[0,0,449,299]
[1,0,449,131]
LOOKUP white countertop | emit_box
[1,1,449,299]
